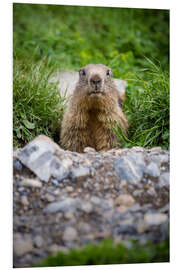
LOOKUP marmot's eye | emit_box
[82,69,86,76]
[106,70,110,76]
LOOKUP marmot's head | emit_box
[78,64,113,96]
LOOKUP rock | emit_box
[60,158,73,169]
[90,196,101,205]
[13,135,170,267]
[83,147,96,153]
[137,220,147,233]
[43,198,78,213]
[158,154,169,164]
[147,187,156,197]
[50,156,69,181]
[34,235,44,248]
[64,212,75,220]
[70,167,90,180]
[117,206,129,214]
[102,198,114,210]
[14,234,33,256]
[78,222,91,233]
[17,135,61,182]
[21,196,29,206]
[133,189,143,197]
[129,203,141,212]
[114,224,136,235]
[48,244,61,255]
[150,147,162,152]
[159,172,169,186]
[145,162,160,177]
[80,202,93,213]
[13,160,23,171]
[115,194,135,207]
[62,227,78,242]
[114,153,146,184]
[44,193,55,202]
[144,213,168,226]
[66,186,74,192]
[20,179,42,188]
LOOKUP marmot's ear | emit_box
[106,68,113,77]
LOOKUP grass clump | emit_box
[13,58,65,147]
[115,59,169,149]
[36,238,169,267]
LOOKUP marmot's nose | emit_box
[90,75,102,89]
[91,79,101,85]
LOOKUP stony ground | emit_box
[13,135,169,268]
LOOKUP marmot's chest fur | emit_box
[60,64,128,152]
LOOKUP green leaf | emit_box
[23,119,35,129]
[16,128,22,139]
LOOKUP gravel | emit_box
[13,135,169,268]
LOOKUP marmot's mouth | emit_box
[89,91,103,96]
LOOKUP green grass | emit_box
[13,4,169,148]
[36,238,169,267]
[13,58,65,147]
[115,59,169,149]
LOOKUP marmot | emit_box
[60,64,129,152]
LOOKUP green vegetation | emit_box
[36,238,169,267]
[114,59,169,148]
[13,4,169,148]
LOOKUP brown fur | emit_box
[60,64,129,152]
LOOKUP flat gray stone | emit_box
[114,153,146,184]
[159,172,169,186]
[20,179,42,188]
[145,162,160,178]
[33,235,44,248]
[144,213,168,226]
[43,198,79,214]
[62,227,78,242]
[50,156,69,181]
[115,194,135,207]
[70,167,90,180]
[17,135,68,182]
[80,202,93,213]
[14,234,33,256]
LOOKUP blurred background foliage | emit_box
[13,4,169,148]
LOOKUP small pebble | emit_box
[144,213,168,226]
[34,235,44,248]
[20,179,42,188]
[115,194,135,207]
[21,196,29,206]
[62,227,78,242]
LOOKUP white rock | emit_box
[14,234,33,256]
[21,195,29,206]
[80,202,93,213]
[34,235,44,248]
[115,194,135,207]
[144,213,167,226]
[20,179,42,188]
[90,196,101,205]
[44,198,78,213]
[70,167,90,180]
[17,135,61,182]
[145,162,160,177]
[62,227,78,242]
